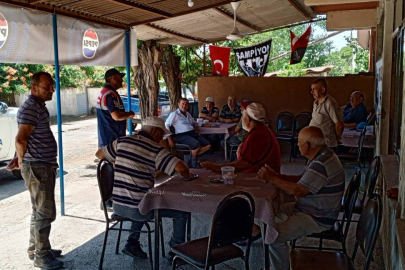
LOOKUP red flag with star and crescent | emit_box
[209,45,231,76]
[290,25,311,65]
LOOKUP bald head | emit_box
[298,126,325,148]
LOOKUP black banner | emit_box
[233,39,272,77]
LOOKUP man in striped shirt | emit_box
[96,116,193,260]
[258,126,345,270]
[7,72,63,269]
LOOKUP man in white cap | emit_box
[96,116,193,260]
[201,102,281,174]
[199,97,219,122]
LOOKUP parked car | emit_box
[0,101,21,178]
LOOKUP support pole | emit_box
[203,44,206,76]
[52,14,65,216]
[125,30,132,135]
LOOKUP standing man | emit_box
[258,126,345,270]
[7,72,63,269]
[219,95,241,123]
[97,68,135,148]
[309,78,344,148]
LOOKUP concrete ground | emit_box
[0,117,384,269]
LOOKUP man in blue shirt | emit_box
[341,91,368,128]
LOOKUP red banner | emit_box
[290,25,311,65]
[209,45,231,76]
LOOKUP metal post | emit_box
[52,14,65,215]
[125,30,132,135]
[203,44,206,76]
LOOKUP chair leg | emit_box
[159,218,165,257]
[291,239,296,249]
[319,238,323,251]
[172,256,179,270]
[115,222,123,254]
[143,223,153,270]
[342,240,346,254]
[99,225,110,270]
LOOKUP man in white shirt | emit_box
[165,98,211,168]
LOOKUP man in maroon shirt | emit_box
[201,102,281,173]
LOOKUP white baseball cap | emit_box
[245,103,266,122]
[142,116,171,134]
[206,97,214,102]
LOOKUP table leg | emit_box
[224,135,228,161]
[154,209,160,270]
[261,222,270,270]
[186,212,192,241]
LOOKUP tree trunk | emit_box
[133,40,162,119]
[161,44,182,112]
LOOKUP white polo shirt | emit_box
[165,108,196,134]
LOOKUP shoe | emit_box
[33,252,63,269]
[29,249,62,260]
[122,241,147,259]
[236,233,262,246]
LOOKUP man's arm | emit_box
[174,160,192,178]
[230,117,240,123]
[110,110,135,121]
[335,121,344,137]
[200,159,252,173]
[343,122,357,128]
[15,124,35,168]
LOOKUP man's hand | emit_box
[199,113,207,118]
[128,111,135,119]
[6,157,19,171]
[225,119,232,124]
[167,136,175,148]
[257,164,277,183]
[200,161,221,172]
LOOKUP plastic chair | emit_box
[169,126,192,165]
[275,111,294,162]
[97,159,164,270]
[292,112,312,160]
[292,170,361,254]
[290,194,383,270]
[171,191,256,270]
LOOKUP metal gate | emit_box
[76,93,88,115]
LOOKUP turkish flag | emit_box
[209,45,231,76]
[290,25,311,65]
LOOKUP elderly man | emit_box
[165,98,211,168]
[201,102,281,173]
[97,68,135,148]
[199,97,219,122]
[96,116,193,260]
[7,72,63,269]
[341,91,368,128]
[258,126,345,270]
[219,95,241,123]
[309,78,344,148]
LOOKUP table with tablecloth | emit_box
[138,168,279,269]
[341,126,375,148]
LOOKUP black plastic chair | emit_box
[290,194,382,270]
[291,112,312,160]
[337,126,368,167]
[275,111,294,162]
[171,191,256,270]
[97,159,164,270]
[292,170,361,254]
[169,126,192,166]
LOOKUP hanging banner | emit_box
[290,25,311,65]
[0,4,138,66]
[233,39,272,77]
[209,45,231,76]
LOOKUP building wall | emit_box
[198,76,375,132]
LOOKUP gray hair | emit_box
[299,126,326,148]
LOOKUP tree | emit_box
[161,44,182,112]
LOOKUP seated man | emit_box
[165,98,211,168]
[258,126,345,270]
[341,91,368,128]
[219,95,241,123]
[199,97,219,122]
[201,102,281,173]
[96,116,194,260]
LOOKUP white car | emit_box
[0,101,20,178]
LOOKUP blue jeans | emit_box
[113,204,188,247]
[21,161,58,257]
[176,131,210,150]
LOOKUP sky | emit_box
[328,30,356,51]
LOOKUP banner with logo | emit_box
[209,45,231,76]
[0,4,138,66]
[233,39,272,77]
[290,25,311,65]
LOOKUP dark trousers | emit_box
[21,161,58,257]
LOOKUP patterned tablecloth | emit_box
[341,126,375,148]
[138,168,279,244]
[194,122,237,140]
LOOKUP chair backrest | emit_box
[97,159,115,220]
[362,156,381,202]
[357,126,367,164]
[353,194,382,270]
[206,191,255,264]
[294,112,312,136]
[342,170,361,237]
[276,111,294,134]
